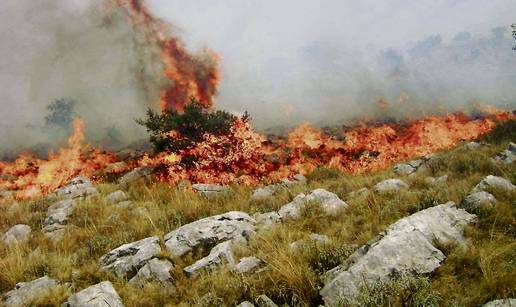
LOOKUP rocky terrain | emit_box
[0,129,515,306]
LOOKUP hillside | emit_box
[0,121,515,307]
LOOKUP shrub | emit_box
[136,98,241,153]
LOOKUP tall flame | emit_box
[0,118,116,199]
[107,0,220,111]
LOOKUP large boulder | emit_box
[255,295,278,307]
[62,281,124,307]
[118,167,153,189]
[393,163,417,175]
[55,176,97,199]
[472,175,515,194]
[183,240,236,276]
[320,202,476,304]
[483,299,516,307]
[1,224,31,245]
[99,236,162,276]
[191,184,230,198]
[2,276,59,307]
[164,211,255,257]
[373,178,409,194]
[129,258,174,288]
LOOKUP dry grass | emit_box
[0,132,515,306]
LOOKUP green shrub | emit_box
[136,97,242,153]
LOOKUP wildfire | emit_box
[135,110,514,186]
[0,118,116,199]
[107,0,220,111]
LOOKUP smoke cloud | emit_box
[146,0,516,128]
[0,0,166,157]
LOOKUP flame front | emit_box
[0,118,116,199]
[136,110,514,186]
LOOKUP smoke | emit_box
[1,0,515,158]
[0,0,166,157]
[145,0,516,128]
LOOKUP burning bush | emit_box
[137,98,241,154]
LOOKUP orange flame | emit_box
[0,118,116,199]
[108,0,220,111]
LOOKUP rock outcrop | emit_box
[129,258,174,288]
[2,276,59,307]
[278,189,348,220]
[373,178,409,194]
[320,202,476,304]
[42,199,77,241]
[1,224,31,245]
[99,236,162,276]
[463,191,497,212]
[62,281,124,307]
[234,256,264,274]
[164,211,256,257]
[183,240,236,276]
[55,176,98,199]
[472,175,515,194]
[482,298,516,307]
[492,142,516,165]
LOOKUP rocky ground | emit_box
[0,126,515,306]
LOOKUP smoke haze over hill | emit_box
[0,0,515,156]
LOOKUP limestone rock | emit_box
[393,163,416,175]
[278,189,348,220]
[2,276,59,307]
[62,281,124,307]
[42,199,77,242]
[2,224,31,245]
[374,178,409,194]
[250,187,275,202]
[55,176,98,199]
[99,236,162,276]
[348,187,369,198]
[253,212,281,229]
[184,240,236,276]
[255,295,278,307]
[492,142,516,164]
[129,258,174,288]
[164,211,255,257]
[192,184,230,198]
[106,190,128,204]
[234,256,264,274]
[465,141,482,150]
[425,175,448,186]
[118,167,153,189]
[483,299,516,307]
[320,202,476,304]
[236,301,255,307]
[472,175,515,194]
[463,191,496,212]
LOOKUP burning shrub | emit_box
[137,98,239,153]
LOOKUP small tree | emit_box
[136,97,240,153]
[44,98,76,130]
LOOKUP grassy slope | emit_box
[0,121,515,307]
